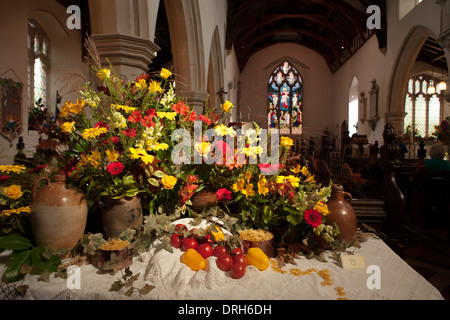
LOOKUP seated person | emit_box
[424,144,450,171]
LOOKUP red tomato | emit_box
[181,238,198,251]
[213,246,228,258]
[175,224,188,233]
[171,233,183,249]
[216,253,234,272]
[197,243,214,259]
[230,263,246,279]
[231,248,243,256]
[233,254,247,267]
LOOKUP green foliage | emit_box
[0,235,61,283]
[109,267,155,297]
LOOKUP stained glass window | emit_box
[268,61,303,135]
[28,20,49,108]
[404,76,443,138]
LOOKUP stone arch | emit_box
[386,25,437,135]
[165,0,207,112]
[207,26,224,111]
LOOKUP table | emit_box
[0,219,444,301]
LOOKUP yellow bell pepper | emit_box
[246,247,269,271]
[207,225,225,242]
[182,249,207,271]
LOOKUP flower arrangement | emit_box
[432,116,450,142]
[58,45,183,203]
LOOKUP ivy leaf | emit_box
[139,284,155,296]
[5,250,32,283]
[124,287,135,297]
[110,280,124,292]
[0,235,32,251]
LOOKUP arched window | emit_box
[28,19,50,109]
[348,77,359,137]
[268,61,303,135]
[404,75,442,138]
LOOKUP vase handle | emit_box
[32,177,50,201]
[343,191,353,204]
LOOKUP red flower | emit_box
[199,115,212,125]
[304,209,322,228]
[216,188,232,202]
[0,175,12,182]
[189,111,198,122]
[186,175,200,184]
[258,163,283,175]
[122,128,137,137]
[95,121,109,129]
[143,115,155,128]
[172,102,190,116]
[111,136,120,144]
[107,162,124,175]
[128,110,143,123]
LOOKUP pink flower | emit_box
[216,188,232,201]
[106,162,124,175]
[258,163,283,175]
[304,209,322,228]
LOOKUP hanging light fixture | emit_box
[438,79,447,91]
[427,80,436,94]
[427,66,436,94]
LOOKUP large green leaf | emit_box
[5,249,32,283]
[0,235,32,251]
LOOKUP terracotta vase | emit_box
[30,174,88,250]
[325,184,357,248]
[100,196,143,239]
[190,189,218,212]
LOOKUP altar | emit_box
[0,232,443,301]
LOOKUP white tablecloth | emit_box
[0,219,444,301]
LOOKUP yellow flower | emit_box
[157,112,177,121]
[232,178,246,193]
[243,145,262,157]
[222,100,234,113]
[135,78,148,90]
[245,171,252,183]
[281,136,294,148]
[314,201,329,216]
[215,124,236,137]
[148,80,163,94]
[291,165,302,174]
[129,148,154,165]
[258,175,269,196]
[162,175,177,190]
[88,150,101,168]
[68,99,84,114]
[301,166,311,177]
[276,175,300,188]
[195,142,211,156]
[0,206,30,217]
[0,165,26,174]
[106,149,119,162]
[113,104,136,113]
[77,154,89,168]
[151,142,169,151]
[60,121,76,133]
[97,68,111,80]
[3,185,23,200]
[82,127,108,141]
[160,68,172,80]
[241,184,255,198]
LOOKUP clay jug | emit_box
[30,174,88,250]
[190,189,218,212]
[325,184,357,248]
[100,196,143,239]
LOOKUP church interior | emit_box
[0,0,449,301]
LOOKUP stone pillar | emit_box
[88,0,160,80]
[437,0,450,102]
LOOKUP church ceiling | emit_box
[225,0,381,73]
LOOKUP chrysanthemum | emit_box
[157,112,177,121]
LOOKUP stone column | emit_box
[88,0,160,80]
[437,0,450,102]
